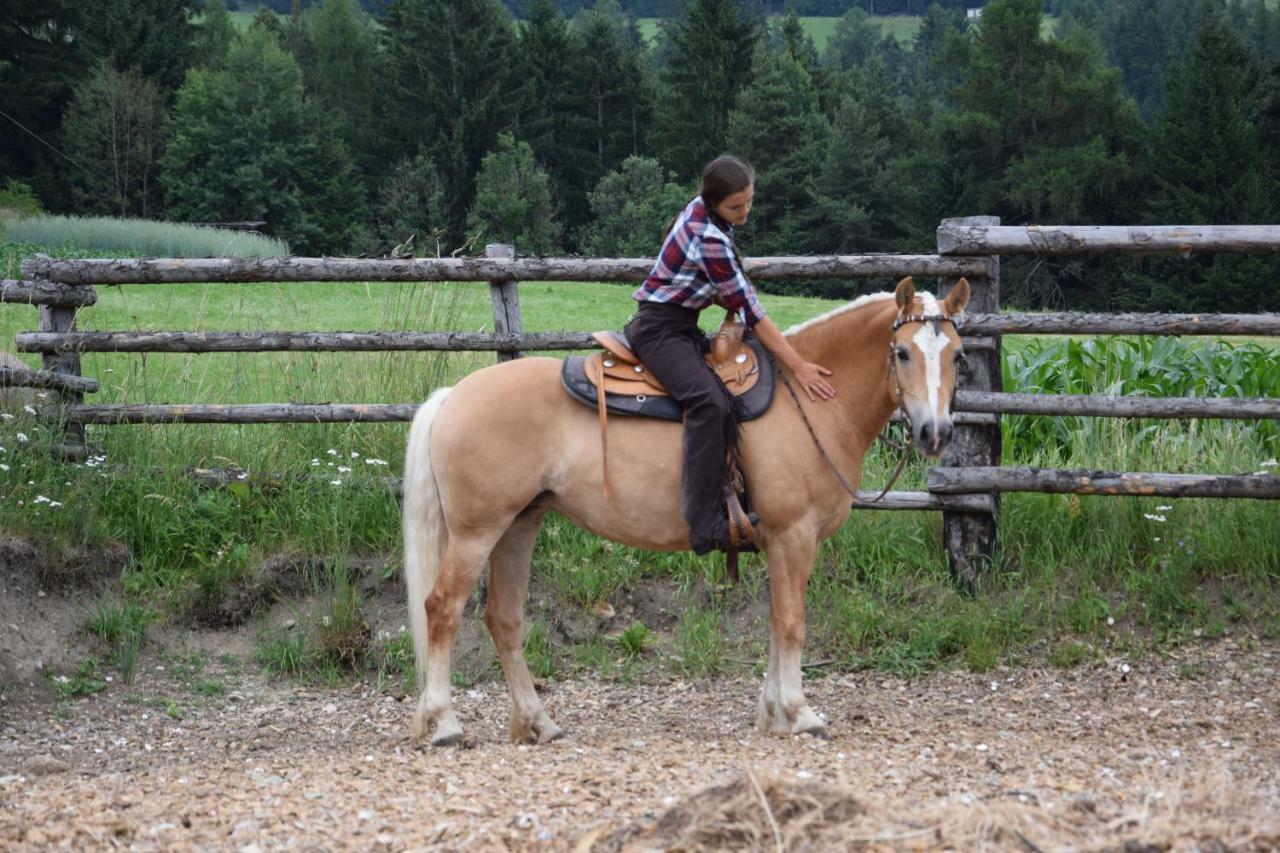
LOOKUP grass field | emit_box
[1,236,1276,690]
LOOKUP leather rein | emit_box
[779,312,957,506]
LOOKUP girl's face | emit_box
[712,185,754,226]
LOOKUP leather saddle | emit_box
[560,317,776,424]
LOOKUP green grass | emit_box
[0,238,1276,687]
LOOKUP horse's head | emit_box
[888,276,970,457]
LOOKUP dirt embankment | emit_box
[2,629,1278,851]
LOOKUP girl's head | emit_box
[701,155,754,226]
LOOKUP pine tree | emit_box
[80,0,198,93]
[1123,8,1278,312]
[466,133,559,254]
[517,0,596,242]
[381,0,521,239]
[652,0,761,181]
[575,3,655,169]
[193,0,237,70]
[296,0,379,175]
[724,43,828,255]
[0,0,91,205]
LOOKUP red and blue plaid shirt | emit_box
[632,196,768,328]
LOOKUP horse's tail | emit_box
[403,386,453,689]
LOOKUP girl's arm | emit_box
[751,317,836,401]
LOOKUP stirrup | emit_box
[725,490,757,551]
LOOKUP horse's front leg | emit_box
[758,527,829,739]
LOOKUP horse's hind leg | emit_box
[484,508,565,744]
[415,530,503,746]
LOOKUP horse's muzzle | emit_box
[915,419,954,457]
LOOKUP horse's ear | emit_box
[943,277,970,317]
[894,277,916,313]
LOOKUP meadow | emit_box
[0,234,1276,692]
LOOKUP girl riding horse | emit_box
[626,155,836,554]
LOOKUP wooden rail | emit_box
[928,467,1280,500]
[1,279,97,307]
[956,391,1280,420]
[0,366,99,393]
[21,253,991,284]
[938,224,1280,255]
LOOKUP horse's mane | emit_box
[783,291,895,338]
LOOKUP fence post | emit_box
[37,301,86,457]
[937,216,1001,589]
[485,243,523,363]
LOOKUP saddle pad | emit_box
[561,336,777,423]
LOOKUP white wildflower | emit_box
[48,501,62,508]
[15,433,27,443]
[329,479,342,486]
[0,413,12,421]
[337,466,351,474]
[1143,513,1166,523]
[1261,459,1276,468]
[350,451,360,459]
[1156,505,1173,511]
[33,495,50,504]
[0,464,8,472]
[22,405,36,415]
[327,448,338,456]
[364,458,388,466]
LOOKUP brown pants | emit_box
[625,302,738,552]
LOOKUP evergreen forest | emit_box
[3,0,1279,311]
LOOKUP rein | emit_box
[781,311,956,507]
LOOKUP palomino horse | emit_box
[403,276,970,745]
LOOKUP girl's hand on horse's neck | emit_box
[753,316,836,402]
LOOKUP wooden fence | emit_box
[8,221,1280,582]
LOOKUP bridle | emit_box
[872,312,958,501]
[780,310,959,506]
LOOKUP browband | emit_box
[892,313,955,332]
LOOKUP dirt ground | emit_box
[2,619,1278,851]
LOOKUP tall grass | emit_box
[1,215,288,258]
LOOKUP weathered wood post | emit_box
[485,243,523,363]
[37,301,86,456]
[937,216,1001,589]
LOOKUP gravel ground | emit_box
[2,636,1278,851]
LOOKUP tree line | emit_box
[2,0,1278,311]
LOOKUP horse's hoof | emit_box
[538,727,566,745]
[432,732,464,748]
[801,726,831,741]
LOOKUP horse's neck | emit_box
[786,296,899,447]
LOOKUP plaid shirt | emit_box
[632,196,768,327]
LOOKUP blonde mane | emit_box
[783,291,896,337]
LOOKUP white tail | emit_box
[403,387,453,688]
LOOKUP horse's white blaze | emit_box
[912,293,949,422]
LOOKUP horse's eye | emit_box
[895,346,910,362]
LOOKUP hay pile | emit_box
[593,768,1280,851]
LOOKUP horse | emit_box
[403,275,970,745]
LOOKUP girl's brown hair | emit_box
[662,154,755,240]
[700,155,754,211]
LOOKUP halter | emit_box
[872,311,957,501]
